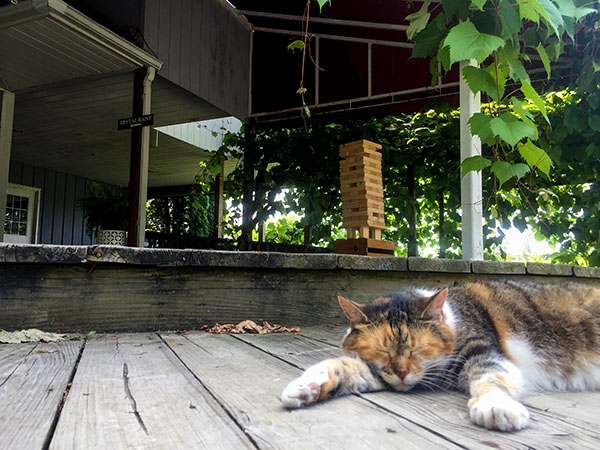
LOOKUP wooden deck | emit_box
[2,326,599,449]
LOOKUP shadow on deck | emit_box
[2,326,599,449]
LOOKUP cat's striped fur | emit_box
[281,280,600,431]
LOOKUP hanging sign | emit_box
[117,114,154,130]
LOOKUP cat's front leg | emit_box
[281,356,383,409]
[465,358,529,431]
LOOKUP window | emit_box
[3,184,40,244]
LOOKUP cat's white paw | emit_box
[469,391,530,431]
[281,364,331,409]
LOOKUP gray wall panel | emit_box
[144,0,250,120]
[8,161,98,245]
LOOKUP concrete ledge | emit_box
[337,255,408,271]
[408,257,471,273]
[527,262,573,276]
[573,266,600,278]
[472,261,526,275]
[1,244,599,278]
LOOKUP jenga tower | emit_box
[335,140,395,256]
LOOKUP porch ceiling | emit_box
[11,73,228,187]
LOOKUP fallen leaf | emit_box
[0,329,68,344]
[198,320,301,334]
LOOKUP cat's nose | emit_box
[396,370,409,380]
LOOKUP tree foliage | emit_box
[146,187,214,237]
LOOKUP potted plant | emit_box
[78,182,129,245]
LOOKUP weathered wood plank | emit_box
[0,340,83,450]
[161,332,461,449]
[49,333,252,450]
[0,342,37,383]
[237,332,600,449]
[521,391,600,425]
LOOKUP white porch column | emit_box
[459,59,484,260]
[137,67,155,247]
[0,90,15,243]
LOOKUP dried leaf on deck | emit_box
[197,320,301,334]
[0,329,69,344]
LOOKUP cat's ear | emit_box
[415,288,448,321]
[338,296,369,325]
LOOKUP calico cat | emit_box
[281,280,600,431]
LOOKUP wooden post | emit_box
[0,90,15,243]
[212,157,225,238]
[459,59,483,260]
[127,67,155,247]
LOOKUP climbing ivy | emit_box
[407,0,597,191]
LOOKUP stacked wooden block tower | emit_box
[334,139,395,256]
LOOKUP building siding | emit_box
[8,161,96,245]
[143,0,250,120]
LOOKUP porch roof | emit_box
[1,0,231,188]
[0,0,162,91]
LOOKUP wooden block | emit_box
[340,180,383,193]
[342,198,384,210]
[340,164,382,175]
[342,192,384,203]
[341,153,382,164]
[339,140,382,158]
[334,238,395,257]
[340,174,383,187]
[342,207,385,217]
[343,217,386,229]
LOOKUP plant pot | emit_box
[96,230,127,246]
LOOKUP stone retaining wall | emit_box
[1,244,598,332]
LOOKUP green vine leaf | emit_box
[491,161,530,187]
[587,115,600,132]
[536,0,564,36]
[497,0,521,40]
[412,13,447,58]
[518,0,549,24]
[471,0,487,11]
[287,40,305,53]
[468,112,496,145]
[521,81,549,124]
[499,44,530,83]
[536,43,551,79]
[461,155,491,177]
[443,21,505,65]
[315,0,331,11]
[554,0,596,19]
[406,0,431,40]
[510,97,534,121]
[490,113,537,147]
[462,65,498,100]
[518,139,553,176]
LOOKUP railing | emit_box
[145,231,330,254]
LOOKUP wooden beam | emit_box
[0,90,15,243]
[459,60,483,260]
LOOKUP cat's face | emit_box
[338,289,456,391]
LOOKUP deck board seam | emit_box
[157,332,261,450]
[41,339,86,450]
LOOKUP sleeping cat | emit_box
[281,280,600,431]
